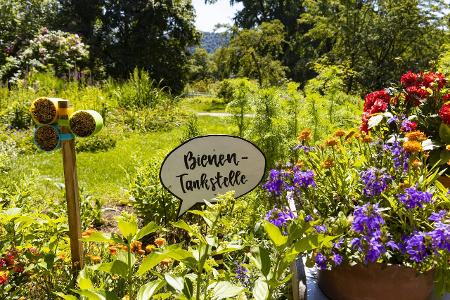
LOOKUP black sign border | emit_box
[159,134,267,217]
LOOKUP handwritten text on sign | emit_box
[160,135,266,216]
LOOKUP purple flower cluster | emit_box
[383,142,409,172]
[351,203,386,263]
[404,232,428,263]
[427,212,450,252]
[315,252,327,270]
[293,169,316,188]
[263,168,316,196]
[234,261,250,286]
[293,145,315,153]
[397,186,432,209]
[360,168,391,197]
[314,225,327,233]
[262,169,290,196]
[401,119,416,132]
[265,207,296,228]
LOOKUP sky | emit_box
[192,0,242,32]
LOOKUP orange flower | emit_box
[322,159,334,169]
[403,141,423,153]
[130,241,142,253]
[298,129,311,141]
[160,258,173,266]
[335,130,346,137]
[145,244,156,253]
[325,138,338,147]
[405,131,427,142]
[109,246,118,255]
[81,228,95,238]
[89,255,101,264]
[362,134,372,143]
[154,238,166,247]
[412,159,422,169]
[137,249,146,255]
[446,145,450,151]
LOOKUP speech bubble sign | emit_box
[160,135,266,216]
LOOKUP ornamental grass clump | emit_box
[262,128,450,294]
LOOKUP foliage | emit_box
[128,158,178,228]
[180,115,203,144]
[225,78,257,136]
[249,88,290,169]
[113,68,171,109]
[300,0,449,93]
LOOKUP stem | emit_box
[128,242,133,299]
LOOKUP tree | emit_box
[300,0,450,93]
[219,21,287,87]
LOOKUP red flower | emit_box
[439,103,450,125]
[423,72,446,89]
[363,90,391,113]
[405,86,429,106]
[360,112,370,133]
[401,120,418,132]
[400,71,418,88]
[443,94,450,102]
[13,265,24,273]
[5,253,14,267]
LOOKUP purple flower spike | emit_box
[398,186,432,209]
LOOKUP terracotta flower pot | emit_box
[318,263,434,300]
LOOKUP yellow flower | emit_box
[145,244,156,253]
[160,258,173,266]
[446,145,450,151]
[403,141,423,153]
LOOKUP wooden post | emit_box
[58,100,84,272]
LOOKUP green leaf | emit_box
[209,281,244,300]
[53,292,78,300]
[293,234,321,252]
[263,221,287,247]
[164,274,184,292]
[118,219,138,241]
[77,269,93,290]
[75,290,106,300]
[81,231,112,243]
[137,252,168,276]
[188,210,213,227]
[97,260,129,278]
[212,244,242,256]
[368,114,383,129]
[440,123,450,144]
[252,278,269,300]
[137,280,166,300]
[135,222,159,241]
[172,220,206,243]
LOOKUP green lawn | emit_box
[16,114,236,204]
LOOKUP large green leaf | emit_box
[165,274,184,292]
[135,222,159,241]
[137,252,168,276]
[81,231,113,243]
[172,220,206,243]
[118,219,138,241]
[263,221,287,247]
[137,280,166,300]
[209,281,244,300]
[252,278,269,300]
[97,260,129,278]
[75,290,106,300]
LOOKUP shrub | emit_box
[179,114,202,143]
[75,131,117,153]
[128,159,178,227]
